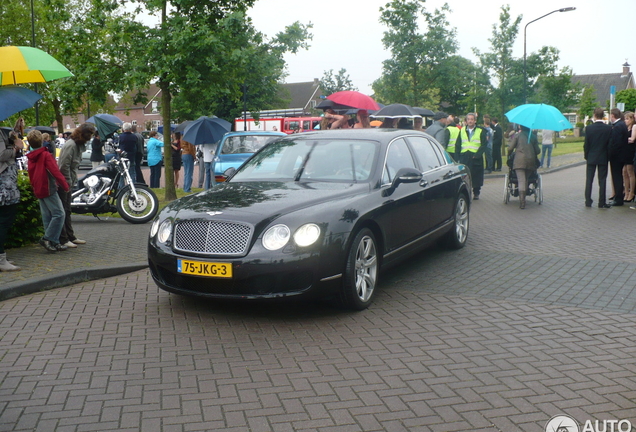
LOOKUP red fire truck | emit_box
[235,117,322,134]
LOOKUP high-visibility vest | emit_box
[459,127,483,153]
[447,126,460,153]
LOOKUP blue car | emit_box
[213,131,286,183]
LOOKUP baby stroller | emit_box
[503,153,543,205]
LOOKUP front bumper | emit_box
[148,241,341,300]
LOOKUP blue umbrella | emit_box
[86,113,123,126]
[0,86,42,121]
[182,116,231,145]
[505,103,572,131]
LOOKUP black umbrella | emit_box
[412,107,435,116]
[370,104,422,118]
[86,113,123,126]
[174,120,193,134]
[315,99,353,113]
[91,116,120,140]
[182,116,232,145]
[25,125,56,134]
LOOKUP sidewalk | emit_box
[0,215,150,301]
[0,153,585,301]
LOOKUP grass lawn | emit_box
[88,187,204,219]
[551,140,584,157]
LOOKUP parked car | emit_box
[148,129,471,310]
[212,131,286,183]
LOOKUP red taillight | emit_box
[215,175,227,183]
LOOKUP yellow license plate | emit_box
[177,259,232,278]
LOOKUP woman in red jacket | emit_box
[26,130,70,252]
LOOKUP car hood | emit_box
[165,181,370,225]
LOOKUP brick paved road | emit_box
[2,164,636,432]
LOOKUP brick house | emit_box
[569,62,635,123]
[59,84,163,132]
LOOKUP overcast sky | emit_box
[247,0,635,95]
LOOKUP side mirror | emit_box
[222,167,236,181]
[383,168,423,197]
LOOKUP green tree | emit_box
[0,0,140,131]
[373,0,457,108]
[578,85,597,121]
[473,5,522,119]
[617,88,636,112]
[531,67,581,112]
[320,69,357,95]
[129,0,311,200]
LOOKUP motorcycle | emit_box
[71,154,159,224]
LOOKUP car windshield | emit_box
[231,138,378,182]
[221,135,274,155]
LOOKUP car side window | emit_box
[408,136,443,171]
[382,138,417,184]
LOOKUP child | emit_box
[26,130,70,252]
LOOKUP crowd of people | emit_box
[584,107,636,209]
[0,120,95,270]
[4,106,633,269]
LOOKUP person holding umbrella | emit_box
[508,125,540,209]
[90,132,104,169]
[320,109,349,130]
[0,120,25,271]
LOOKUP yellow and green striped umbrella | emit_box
[0,46,73,86]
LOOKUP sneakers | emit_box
[63,241,78,248]
[39,238,58,252]
[72,238,87,244]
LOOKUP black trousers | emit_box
[57,188,75,244]
[609,157,624,204]
[135,152,146,185]
[493,143,502,170]
[0,203,18,253]
[585,164,608,206]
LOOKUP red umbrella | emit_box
[326,91,380,111]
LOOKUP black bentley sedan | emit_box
[148,129,471,310]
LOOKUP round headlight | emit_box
[157,219,173,243]
[293,224,321,247]
[83,175,99,188]
[150,218,160,237]
[262,224,290,251]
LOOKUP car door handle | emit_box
[420,179,428,187]
[443,170,456,179]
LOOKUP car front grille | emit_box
[174,220,252,256]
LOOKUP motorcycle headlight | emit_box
[83,175,99,188]
[157,219,173,243]
[262,224,290,251]
[293,224,321,247]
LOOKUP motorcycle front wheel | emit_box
[116,185,159,224]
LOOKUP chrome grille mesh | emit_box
[174,220,252,256]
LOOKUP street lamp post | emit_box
[523,7,575,103]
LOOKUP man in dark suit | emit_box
[608,108,630,206]
[584,108,612,208]
[491,117,503,171]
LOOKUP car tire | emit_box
[445,193,469,250]
[341,228,379,311]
